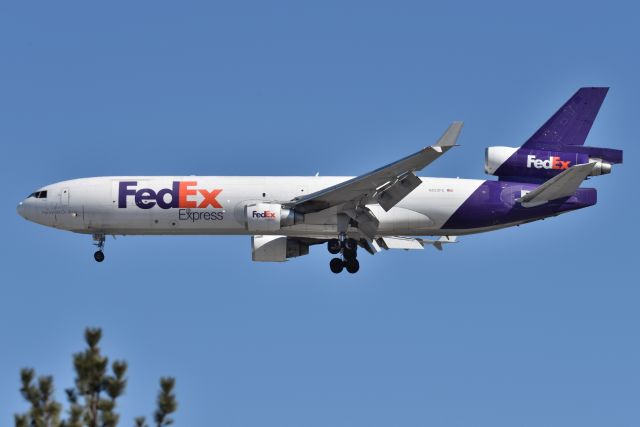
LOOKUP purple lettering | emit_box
[157,181,180,209]
[118,181,138,208]
[135,188,157,209]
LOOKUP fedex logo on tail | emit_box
[118,181,222,210]
[526,155,571,170]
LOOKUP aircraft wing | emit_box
[286,122,463,214]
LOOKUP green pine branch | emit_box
[14,328,177,427]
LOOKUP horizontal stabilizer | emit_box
[517,162,596,207]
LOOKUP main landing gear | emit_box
[93,234,105,263]
[328,235,360,274]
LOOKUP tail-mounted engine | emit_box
[244,203,304,232]
[485,146,621,181]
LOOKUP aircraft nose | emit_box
[17,201,26,219]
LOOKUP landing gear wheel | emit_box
[92,233,106,262]
[328,239,341,254]
[345,258,359,274]
[342,248,357,260]
[330,257,344,274]
[94,250,105,263]
[343,238,358,250]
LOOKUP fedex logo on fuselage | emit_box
[526,155,571,170]
[252,210,276,219]
[118,181,222,210]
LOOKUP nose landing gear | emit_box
[327,235,360,274]
[93,234,105,263]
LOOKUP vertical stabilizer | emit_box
[522,87,608,149]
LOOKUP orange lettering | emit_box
[198,189,223,208]
[179,181,197,208]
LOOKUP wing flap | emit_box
[377,236,457,251]
[417,236,457,251]
[378,236,425,250]
[376,172,422,211]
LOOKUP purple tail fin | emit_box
[488,87,622,183]
[522,87,608,149]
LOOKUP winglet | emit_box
[517,162,597,207]
[435,121,464,148]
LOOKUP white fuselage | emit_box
[17,176,495,238]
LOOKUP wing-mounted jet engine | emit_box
[244,203,304,232]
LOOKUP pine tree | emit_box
[15,368,62,427]
[134,377,178,427]
[66,328,127,427]
[154,378,178,427]
[14,328,178,427]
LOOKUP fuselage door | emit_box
[60,188,70,206]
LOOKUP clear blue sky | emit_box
[1,1,638,426]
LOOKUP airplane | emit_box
[17,87,623,273]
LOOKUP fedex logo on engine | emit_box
[118,181,222,210]
[252,210,276,219]
[526,155,571,170]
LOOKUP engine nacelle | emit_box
[245,203,303,232]
[588,159,612,176]
[485,146,612,180]
[251,235,310,262]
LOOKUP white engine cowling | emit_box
[245,203,303,232]
[484,146,519,175]
[252,235,310,262]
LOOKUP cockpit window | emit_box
[28,191,48,199]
